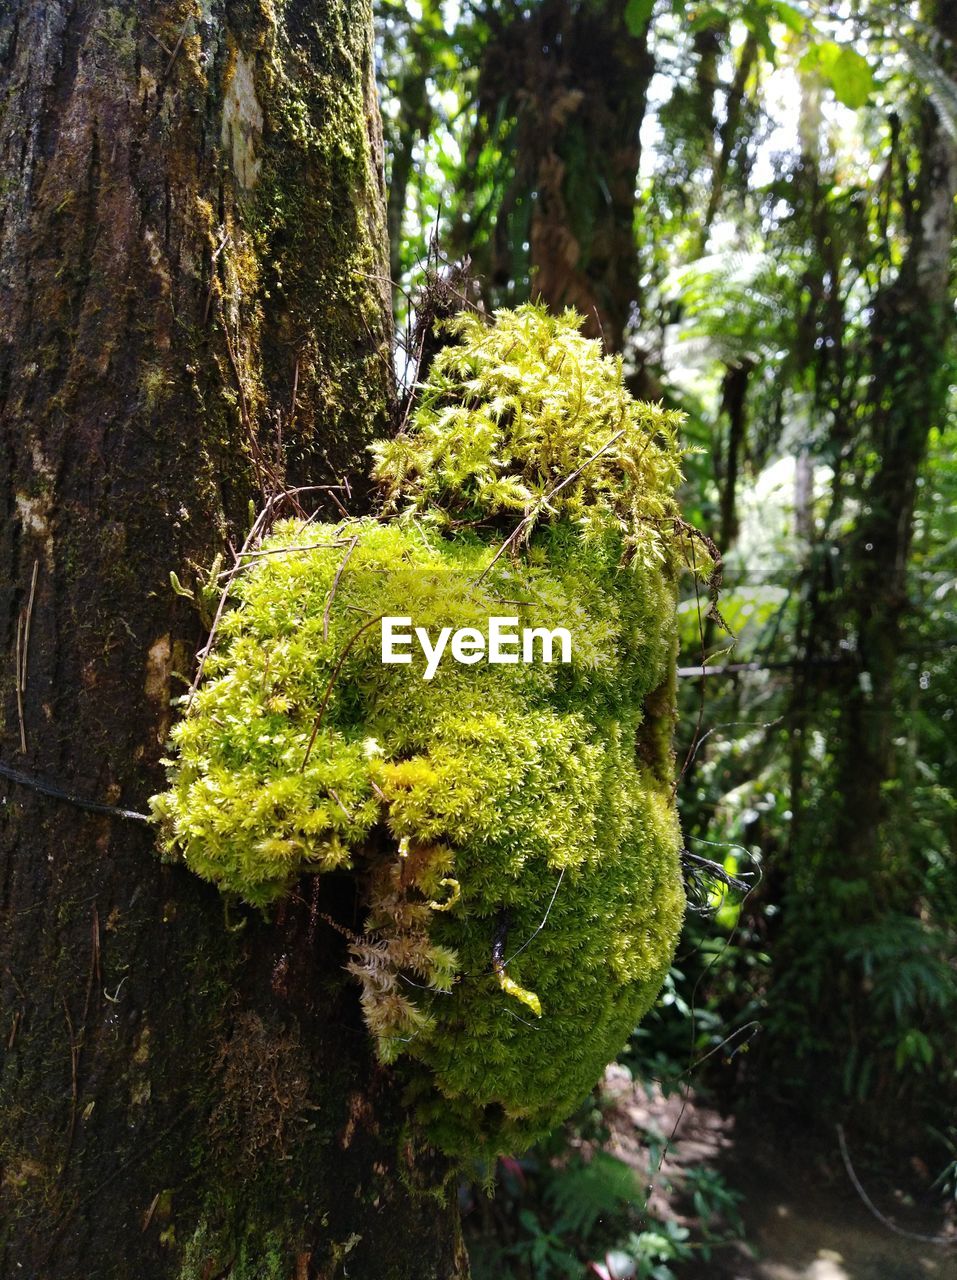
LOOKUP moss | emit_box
[229,0,393,464]
[142,364,176,410]
[207,1011,311,1166]
[154,305,694,1159]
[179,1210,288,1280]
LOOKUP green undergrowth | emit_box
[153,304,694,1158]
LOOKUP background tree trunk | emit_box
[468,0,654,353]
[769,0,957,1114]
[829,8,957,900]
[0,2,467,1275]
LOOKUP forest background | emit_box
[376,0,957,1274]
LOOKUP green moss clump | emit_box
[152,304,690,1157]
[372,305,684,538]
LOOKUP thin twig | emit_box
[222,323,274,500]
[60,997,79,1178]
[186,567,237,708]
[683,718,783,772]
[836,1124,955,1247]
[147,29,174,56]
[323,536,359,642]
[161,15,190,82]
[477,428,627,583]
[0,760,150,822]
[142,1192,161,1233]
[637,800,764,1229]
[14,615,26,754]
[203,231,231,323]
[91,905,101,987]
[673,531,709,798]
[217,540,348,576]
[186,486,349,706]
[677,657,844,677]
[210,231,230,264]
[21,559,38,693]
[288,355,300,435]
[104,976,129,1004]
[502,867,565,969]
[324,485,351,518]
[300,615,384,771]
[680,849,751,895]
[186,508,275,706]
[683,1021,761,1074]
[327,788,352,821]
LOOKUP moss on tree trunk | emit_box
[0,1,466,1275]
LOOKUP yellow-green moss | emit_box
[153,304,691,1157]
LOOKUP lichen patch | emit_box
[145,634,173,742]
[221,48,264,189]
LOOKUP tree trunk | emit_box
[768,0,957,1119]
[829,0,957,904]
[0,2,466,1276]
[471,0,654,352]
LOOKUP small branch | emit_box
[678,655,848,678]
[836,1124,956,1247]
[142,1192,161,1234]
[0,760,151,823]
[327,788,352,821]
[59,997,80,1180]
[14,615,26,754]
[186,486,353,707]
[217,539,349,576]
[288,355,300,436]
[147,30,174,57]
[21,558,38,693]
[323,536,359,642]
[680,849,751,895]
[160,15,191,83]
[203,231,231,324]
[502,867,565,969]
[222,323,276,500]
[300,615,384,771]
[478,427,628,583]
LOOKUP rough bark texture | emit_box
[473,0,654,352]
[0,2,467,1276]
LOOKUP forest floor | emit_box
[600,1067,957,1280]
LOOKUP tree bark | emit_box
[470,0,654,352]
[0,2,466,1276]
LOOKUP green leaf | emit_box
[686,3,729,30]
[771,1,806,32]
[806,40,874,109]
[625,0,655,37]
[169,570,194,601]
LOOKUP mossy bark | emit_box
[467,0,654,353]
[0,2,465,1275]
